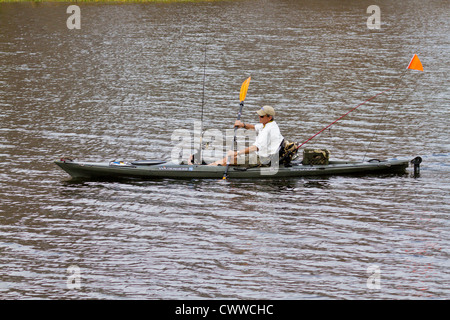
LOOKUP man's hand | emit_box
[234,120,244,128]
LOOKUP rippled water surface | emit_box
[1,0,449,299]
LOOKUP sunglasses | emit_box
[259,115,267,118]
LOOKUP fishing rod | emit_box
[195,35,208,165]
[200,37,207,130]
[296,86,397,149]
[284,54,424,161]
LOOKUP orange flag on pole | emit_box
[407,54,424,71]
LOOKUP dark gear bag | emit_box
[278,140,299,165]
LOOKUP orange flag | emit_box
[407,54,424,71]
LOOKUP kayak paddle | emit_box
[223,76,251,180]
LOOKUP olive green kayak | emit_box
[54,157,412,180]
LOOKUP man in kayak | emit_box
[209,105,284,166]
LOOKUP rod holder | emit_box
[410,156,422,175]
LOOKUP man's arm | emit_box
[227,145,258,159]
[234,120,255,130]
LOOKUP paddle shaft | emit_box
[223,102,244,179]
[234,102,245,147]
[222,77,250,180]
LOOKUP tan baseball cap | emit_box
[256,105,275,116]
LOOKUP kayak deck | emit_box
[54,158,411,180]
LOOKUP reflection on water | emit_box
[0,0,449,299]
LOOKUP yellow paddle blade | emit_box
[239,76,251,102]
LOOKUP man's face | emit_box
[259,114,272,125]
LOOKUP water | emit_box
[0,0,449,299]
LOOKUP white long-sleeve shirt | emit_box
[253,121,284,162]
